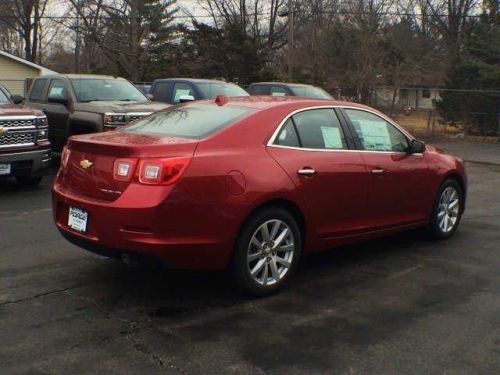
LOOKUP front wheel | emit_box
[231,207,302,296]
[427,179,463,240]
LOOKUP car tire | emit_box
[427,178,463,240]
[231,207,302,297]
[16,176,43,188]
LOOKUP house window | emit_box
[400,89,408,100]
[422,88,431,98]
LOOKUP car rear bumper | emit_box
[52,181,232,270]
[0,147,51,177]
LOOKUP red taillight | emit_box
[113,158,137,182]
[137,157,191,185]
[61,146,71,170]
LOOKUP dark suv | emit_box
[149,78,248,104]
[0,84,50,187]
[248,82,333,100]
[25,74,169,151]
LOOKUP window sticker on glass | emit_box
[50,87,64,96]
[174,89,192,102]
[321,126,343,149]
[357,121,391,151]
[271,92,286,97]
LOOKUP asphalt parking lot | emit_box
[1,140,499,374]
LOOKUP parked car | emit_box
[149,78,249,104]
[134,83,151,95]
[0,84,50,187]
[248,82,333,100]
[25,74,169,152]
[53,96,466,296]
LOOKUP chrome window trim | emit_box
[266,105,415,154]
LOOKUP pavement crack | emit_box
[126,322,187,374]
[0,284,85,306]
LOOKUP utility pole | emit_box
[74,0,81,73]
[287,0,294,81]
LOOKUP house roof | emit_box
[0,50,57,75]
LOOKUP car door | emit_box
[342,108,433,228]
[267,108,370,238]
[44,78,71,152]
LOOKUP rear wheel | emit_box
[232,207,302,296]
[427,179,462,240]
[16,176,42,187]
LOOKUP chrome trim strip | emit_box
[266,105,416,154]
[0,142,35,149]
[2,126,36,131]
[0,115,46,121]
[0,149,50,157]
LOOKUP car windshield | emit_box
[0,88,11,104]
[197,83,249,98]
[289,85,333,100]
[71,78,148,102]
[123,103,254,139]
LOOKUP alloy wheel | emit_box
[437,186,460,233]
[247,219,295,286]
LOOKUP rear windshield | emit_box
[197,83,249,98]
[71,78,147,102]
[122,103,254,139]
[289,85,333,100]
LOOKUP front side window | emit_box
[29,79,47,102]
[48,79,68,99]
[345,109,409,152]
[197,82,249,98]
[123,103,254,139]
[71,78,147,102]
[249,85,270,95]
[291,109,347,150]
[172,83,194,103]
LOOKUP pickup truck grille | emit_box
[0,131,36,148]
[0,118,36,129]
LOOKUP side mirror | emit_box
[408,139,426,154]
[48,95,69,106]
[179,95,195,103]
[146,93,154,101]
[11,95,25,104]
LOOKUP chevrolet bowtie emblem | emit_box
[0,126,6,136]
[80,159,93,169]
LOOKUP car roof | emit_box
[40,74,126,80]
[210,96,369,111]
[250,82,318,88]
[153,78,235,84]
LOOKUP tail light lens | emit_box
[113,159,137,181]
[138,157,191,185]
[61,146,71,170]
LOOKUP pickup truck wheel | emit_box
[16,176,43,187]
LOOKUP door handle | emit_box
[371,169,385,175]
[297,168,316,176]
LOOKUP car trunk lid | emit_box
[61,131,198,201]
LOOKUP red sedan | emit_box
[53,96,467,295]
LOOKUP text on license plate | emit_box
[68,207,88,233]
[0,163,11,175]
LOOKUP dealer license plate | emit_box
[0,163,11,175]
[68,207,88,233]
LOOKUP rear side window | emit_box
[292,109,347,149]
[29,79,47,102]
[151,82,169,102]
[123,104,254,139]
[275,119,300,147]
